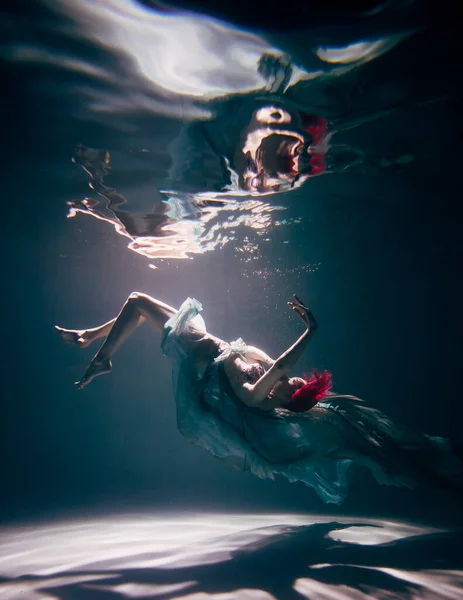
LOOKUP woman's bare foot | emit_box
[76,356,112,389]
[55,326,92,349]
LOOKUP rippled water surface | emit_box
[4,0,461,268]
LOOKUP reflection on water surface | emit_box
[4,0,462,264]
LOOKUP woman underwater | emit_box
[56,293,463,504]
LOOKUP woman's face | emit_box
[270,377,306,405]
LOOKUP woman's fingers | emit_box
[288,295,314,329]
[292,294,305,307]
[288,296,311,325]
[287,302,301,314]
[288,298,303,308]
[291,305,309,324]
[288,303,305,315]
[293,294,310,310]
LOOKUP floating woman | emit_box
[56,293,463,504]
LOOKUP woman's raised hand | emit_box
[287,294,318,331]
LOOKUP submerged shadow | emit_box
[4,520,463,599]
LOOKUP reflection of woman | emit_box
[197,97,331,195]
[56,294,463,504]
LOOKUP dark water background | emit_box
[1,0,462,527]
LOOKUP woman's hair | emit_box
[285,370,333,413]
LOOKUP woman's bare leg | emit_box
[55,318,122,349]
[57,293,177,389]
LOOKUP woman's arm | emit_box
[243,346,275,366]
[238,328,314,406]
[225,296,317,406]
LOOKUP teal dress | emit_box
[162,298,462,504]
